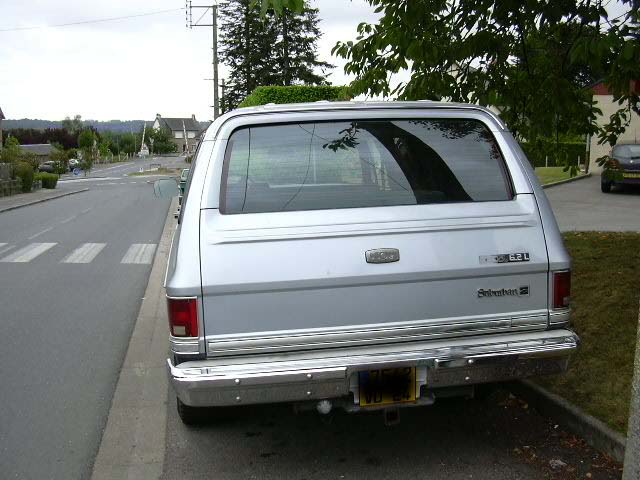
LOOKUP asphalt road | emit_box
[162,389,621,480]
[546,175,640,232]
[0,158,180,478]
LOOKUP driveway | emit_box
[545,175,640,232]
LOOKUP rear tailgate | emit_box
[199,116,549,357]
[200,195,548,356]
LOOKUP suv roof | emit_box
[205,101,506,141]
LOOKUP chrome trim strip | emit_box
[169,330,578,407]
[205,312,549,356]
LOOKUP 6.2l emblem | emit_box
[365,248,400,264]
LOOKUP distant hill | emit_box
[4,118,148,133]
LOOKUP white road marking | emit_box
[27,227,53,240]
[120,243,156,264]
[60,215,77,224]
[81,208,92,214]
[0,243,57,263]
[0,243,13,256]
[62,243,106,264]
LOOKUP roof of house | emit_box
[20,144,53,156]
[156,116,201,132]
[0,107,4,120]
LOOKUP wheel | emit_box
[176,397,238,426]
[601,180,612,193]
[176,397,207,426]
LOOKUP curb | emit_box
[90,197,177,480]
[542,172,592,189]
[0,188,89,213]
[510,380,626,463]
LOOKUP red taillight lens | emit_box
[167,297,198,337]
[553,271,571,309]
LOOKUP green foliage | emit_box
[35,172,58,189]
[77,130,96,151]
[332,0,639,166]
[220,0,331,110]
[148,128,177,154]
[520,141,587,168]
[239,85,350,107]
[50,146,68,174]
[78,130,97,174]
[0,136,21,163]
[14,162,34,193]
[255,0,303,15]
[62,115,83,135]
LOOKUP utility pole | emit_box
[186,1,220,119]
[623,300,640,480]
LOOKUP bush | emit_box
[520,141,587,168]
[238,85,351,108]
[14,162,34,193]
[35,172,58,189]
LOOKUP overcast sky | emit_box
[0,0,379,121]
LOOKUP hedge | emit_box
[35,172,58,189]
[14,162,34,193]
[520,141,587,168]
[238,85,351,108]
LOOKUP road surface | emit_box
[0,157,181,479]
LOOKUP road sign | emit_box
[73,168,81,176]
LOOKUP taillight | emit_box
[167,297,198,337]
[552,271,571,309]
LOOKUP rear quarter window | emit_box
[220,119,512,214]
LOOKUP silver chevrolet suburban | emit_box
[164,101,578,425]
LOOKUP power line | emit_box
[0,7,184,33]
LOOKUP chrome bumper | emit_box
[168,329,579,407]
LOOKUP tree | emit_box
[220,0,331,109]
[78,130,96,174]
[50,145,68,175]
[62,115,84,135]
[0,136,21,164]
[271,4,333,86]
[331,0,639,167]
[220,0,280,108]
[148,128,177,154]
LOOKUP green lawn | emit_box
[534,166,581,185]
[537,232,640,433]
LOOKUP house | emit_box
[153,114,204,154]
[0,106,5,147]
[588,80,640,174]
[19,144,54,163]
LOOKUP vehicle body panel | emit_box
[164,101,576,410]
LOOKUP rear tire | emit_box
[176,397,207,426]
[601,180,612,193]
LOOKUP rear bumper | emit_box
[168,329,579,408]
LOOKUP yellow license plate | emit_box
[359,367,417,407]
[623,173,640,178]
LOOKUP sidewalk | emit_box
[0,184,89,213]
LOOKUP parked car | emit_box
[68,159,80,171]
[601,143,640,192]
[179,168,189,196]
[163,101,578,425]
[38,161,56,173]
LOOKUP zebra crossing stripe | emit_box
[62,243,106,264]
[0,243,57,263]
[120,243,156,264]
[0,243,13,256]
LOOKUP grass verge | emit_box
[535,167,585,185]
[537,232,640,433]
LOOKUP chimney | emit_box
[191,114,196,121]
[156,113,161,119]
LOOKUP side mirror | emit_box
[153,178,180,198]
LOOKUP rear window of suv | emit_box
[220,119,512,214]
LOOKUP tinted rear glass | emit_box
[221,119,512,214]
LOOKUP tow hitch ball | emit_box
[384,407,400,426]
